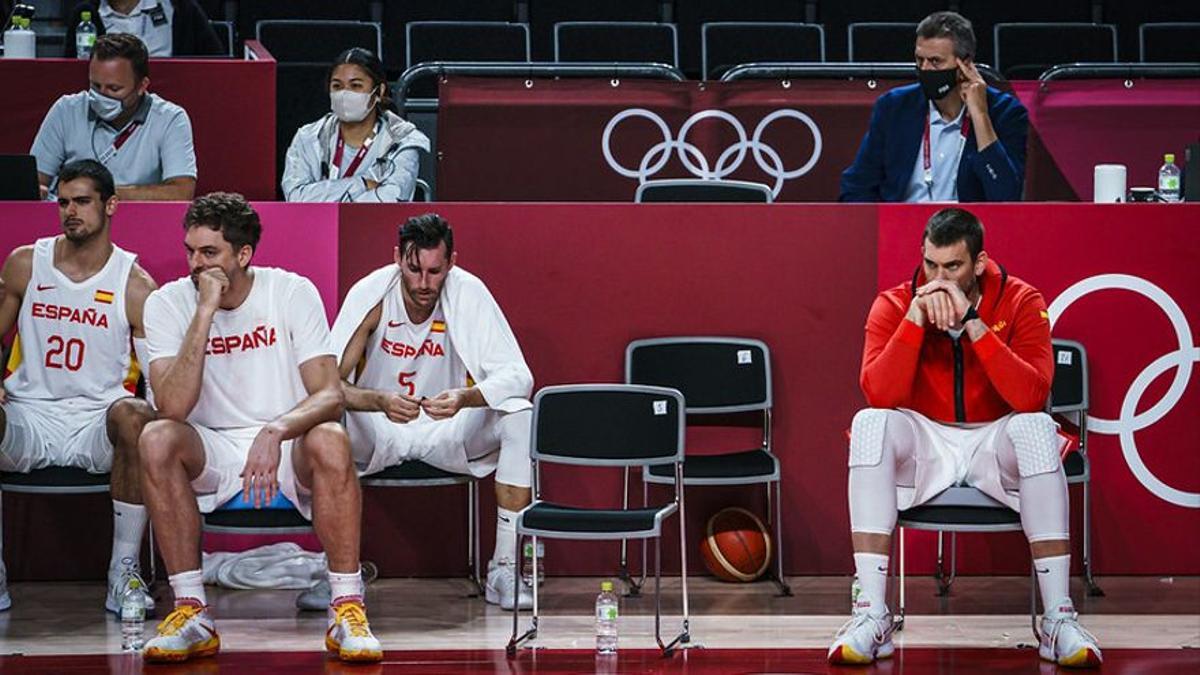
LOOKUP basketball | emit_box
[700,507,772,582]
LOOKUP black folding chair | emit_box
[623,337,790,596]
[361,461,481,594]
[507,385,691,656]
[210,20,235,57]
[1139,22,1200,62]
[1051,338,1103,596]
[554,21,678,67]
[635,179,773,203]
[256,19,383,64]
[994,23,1117,79]
[847,22,920,63]
[701,22,825,80]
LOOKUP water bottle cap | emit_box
[1164,154,1175,163]
[128,579,142,590]
[600,581,613,592]
[81,11,91,20]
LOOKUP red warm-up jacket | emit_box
[860,259,1054,424]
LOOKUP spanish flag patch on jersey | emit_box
[1039,309,1049,320]
[94,289,115,304]
[431,320,446,333]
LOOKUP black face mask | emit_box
[917,67,958,101]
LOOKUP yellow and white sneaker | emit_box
[143,602,220,662]
[325,597,383,662]
[827,596,895,664]
[1039,599,1103,668]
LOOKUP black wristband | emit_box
[962,305,979,323]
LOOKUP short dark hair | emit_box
[184,192,262,253]
[57,159,115,201]
[923,207,984,259]
[93,33,150,81]
[399,213,454,259]
[916,11,976,61]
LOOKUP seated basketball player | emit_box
[137,192,381,663]
[0,159,156,614]
[830,208,1102,667]
[330,213,535,609]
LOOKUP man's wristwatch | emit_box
[962,305,980,323]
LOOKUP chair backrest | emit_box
[674,0,806,77]
[635,179,773,203]
[1140,22,1200,62]
[413,177,433,202]
[848,22,920,63]
[237,0,373,45]
[210,20,235,57]
[275,63,333,197]
[626,337,771,413]
[959,0,1097,73]
[555,22,678,67]
[381,0,515,80]
[532,385,685,467]
[531,0,663,60]
[1051,339,1089,413]
[406,21,531,70]
[820,1,943,61]
[994,23,1117,79]
[702,22,825,79]
[257,20,383,64]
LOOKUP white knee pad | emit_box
[1006,413,1062,478]
[495,409,532,489]
[849,408,890,467]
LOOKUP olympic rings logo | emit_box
[601,108,823,198]
[1048,274,1199,508]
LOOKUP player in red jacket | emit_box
[828,208,1101,667]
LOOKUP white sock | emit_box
[109,500,148,573]
[168,569,206,608]
[1035,554,1071,614]
[327,569,363,605]
[853,552,890,616]
[493,507,519,564]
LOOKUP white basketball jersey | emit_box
[143,267,334,430]
[356,288,467,399]
[5,236,135,406]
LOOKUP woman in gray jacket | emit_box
[282,48,430,203]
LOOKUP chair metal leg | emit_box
[506,529,536,656]
[767,480,791,596]
[659,469,692,656]
[934,531,957,596]
[147,522,158,586]
[1081,479,1104,596]
[618,467,642,597]
[466,480,483,597]
[897,526,907,631]
[637,479,649,592]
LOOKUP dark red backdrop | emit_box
[3,203,1196,580]
[437,78,1200,203]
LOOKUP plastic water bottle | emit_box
[595,580,619,654]
[120,579,146,651]
[76,10,96,59]
[851,577,862,610]
[3,17,36,59]
[1158,153,1181,203]
[522,538,545,586]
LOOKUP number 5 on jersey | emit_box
[398,371,416,397]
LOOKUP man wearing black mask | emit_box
[839,12,1028,203]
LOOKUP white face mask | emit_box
[330,89,376,123]
[87,88,125,121]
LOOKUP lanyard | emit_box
[922,112,971,192]
[331,133,373,179]
[96,121,142,164]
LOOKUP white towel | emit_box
[201,543,325,590]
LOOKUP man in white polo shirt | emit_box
[31,33,197,202]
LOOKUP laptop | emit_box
[0,154,41,201]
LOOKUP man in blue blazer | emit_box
[840,12,1028,203]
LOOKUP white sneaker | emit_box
[105,559,155,615]
[827,596,895,664]
[143,602,220,662]
[1039,599,1103,667]
[485,559,533,610]
[325,597,383,662]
